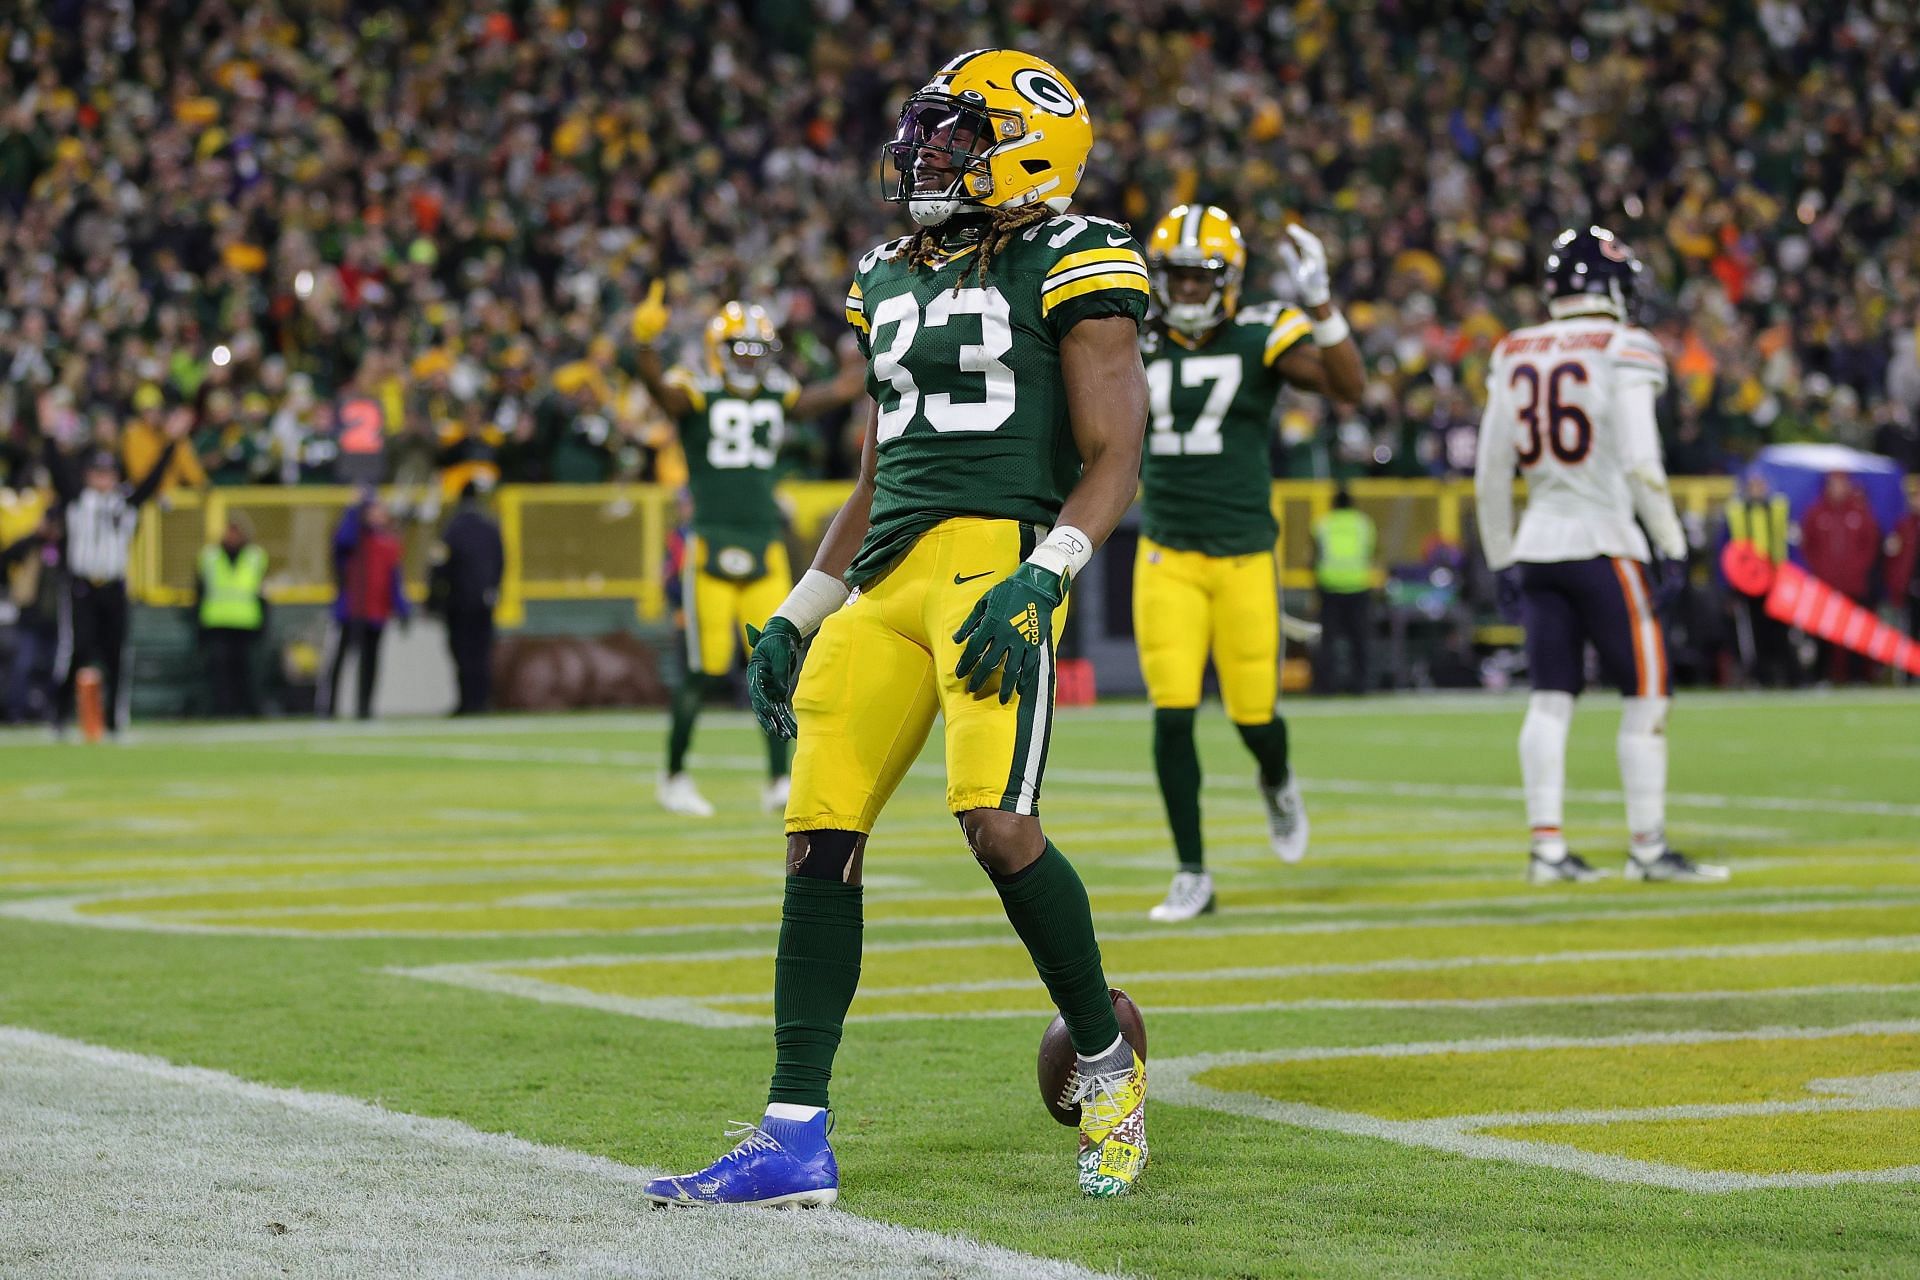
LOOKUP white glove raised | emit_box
[1276,223,1332,309]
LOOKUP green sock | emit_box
[992,841,1121,1056]
[666,674,717,775]
[766,727,790,780]
[768,876,864,1108]
[1153,707,1204,871]
[1236,715,1291,788]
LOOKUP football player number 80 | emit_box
[870,288,1017,442]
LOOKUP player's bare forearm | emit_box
[1278,310,1366,404]
[1057,315,1149,550]
[807,404,878,581]
[633,347,691,419]
[790,338,869,418]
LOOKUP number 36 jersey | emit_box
[1477,317,1669,564]
[1138,302,1312,557]
[842,215,1151,587]
[667,366,800,550]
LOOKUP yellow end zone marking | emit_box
[1157,1022,1920,1191]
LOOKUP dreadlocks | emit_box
[904,204,1057,288]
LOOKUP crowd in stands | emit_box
[4,0,1920,505]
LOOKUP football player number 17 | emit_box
[870,287,1017,442]
[1146,355,1241,455]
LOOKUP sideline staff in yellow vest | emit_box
[1724,471,1798,687]
[1312,488,1377,694]
[196,514,268,717]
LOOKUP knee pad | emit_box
[1619,696,1669,738]
[787,829,865,884]
[1526,690,1576,728]
[957,809,1043,879]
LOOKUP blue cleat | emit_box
[643,1112,838,1209]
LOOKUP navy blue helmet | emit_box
[1543,226,1642,321]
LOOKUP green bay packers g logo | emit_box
[1012,68,1076,116]
[718,546,756,578]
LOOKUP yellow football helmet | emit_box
[883,49,1093,227]
[1145,205,1246,336]
[705,302,781,391]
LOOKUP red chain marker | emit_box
[1725,539,1920,675]
[1718,539,1776,599]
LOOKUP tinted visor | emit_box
[883,93,998,198]
[726,338,781,361]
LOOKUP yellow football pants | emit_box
[682,537,792,676]
[1132,536,1280,724]
[786,517,1068,833]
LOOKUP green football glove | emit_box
[745,617,803,739]
[952,562,1066,704]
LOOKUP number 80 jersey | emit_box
[842,216,1151,587]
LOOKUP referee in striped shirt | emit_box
[43,409,189,737]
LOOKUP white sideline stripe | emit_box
[241,737,1920,821]
[16,880,1919,942]
[1154,1020,1920,1192]
[0,1026,1111,1280]
[2,685,1909,747]
[388,937,1920,1028]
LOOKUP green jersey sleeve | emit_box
[1247,301,1314,369]
[846,235,910,359]
[1032,216,1151,341]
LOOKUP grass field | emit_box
[3,691,1918,1278]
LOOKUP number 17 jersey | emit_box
[1138,302,1312,557]
[841,215,1151,587]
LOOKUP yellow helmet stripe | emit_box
[1040,272,1151,315]
[1263,307,1313,365]
[1045,247,1147,281]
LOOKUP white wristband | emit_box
[772,569,850,638]
[1026,525,1093,589]
[1311,310,1351,348]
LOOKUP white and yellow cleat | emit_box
[656,772,716,818]
[1068,1046,1148,1197]
[761,775,791,815]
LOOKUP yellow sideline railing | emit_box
[129,477,1741,623]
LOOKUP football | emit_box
[1037,987,1147,1126]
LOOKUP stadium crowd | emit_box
[3,0,1920,501]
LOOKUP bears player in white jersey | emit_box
[1475,226,1728,884]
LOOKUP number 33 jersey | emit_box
[1479,317,1670,564]
[666,366,801,550]
[842,215,1151,587]
[1137,303,1312,557]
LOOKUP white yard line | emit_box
[1154,1020,1920,1193]
[388,936,1920,1028]
[2,687,1908,748]
[0,1026,1113,1280]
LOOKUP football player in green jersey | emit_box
[632,289,865,818]
[645,49,1153,1206]
[1134,204,1365,922]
